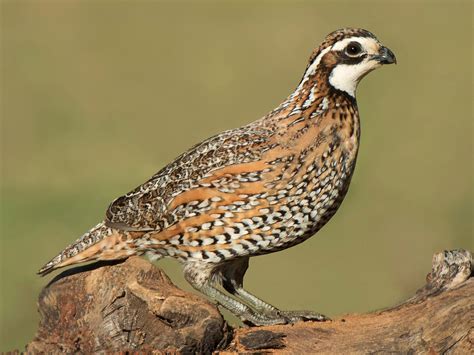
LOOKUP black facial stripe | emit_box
[338,51,367,65]
[328,85,357,104]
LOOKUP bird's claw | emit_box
[277,310,331,323]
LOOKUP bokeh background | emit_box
[1,0,472,350]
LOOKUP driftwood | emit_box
[25,249,473,353]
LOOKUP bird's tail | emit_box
[37,221,138,276]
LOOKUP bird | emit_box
[38,28,396,326]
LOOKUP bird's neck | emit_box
[262,75,360,146]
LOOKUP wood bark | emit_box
[24,249,472,354]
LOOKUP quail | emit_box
[39,28,396,326]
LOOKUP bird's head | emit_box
[302,28,396,98]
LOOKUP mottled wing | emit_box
[105,125,276,232]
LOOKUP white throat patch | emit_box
[329,63,361,97]
[329,60,380,97]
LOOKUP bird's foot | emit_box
[243,310,330,326]
[276,310,330,323]
[240,311,289,326]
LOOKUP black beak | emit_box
[376,46,397,65]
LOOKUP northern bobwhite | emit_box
[39,28,396,325]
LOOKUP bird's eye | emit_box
[345,42,362,56]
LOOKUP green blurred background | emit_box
[1,0,472,350]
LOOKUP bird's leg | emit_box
[220,257,330,324]
[220,257,278,314]
[183,261,288,326]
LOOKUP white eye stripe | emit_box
[331,37,379,52]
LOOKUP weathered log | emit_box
[26,258,231,353]
[229,249,473,354]
[25,250,472,353]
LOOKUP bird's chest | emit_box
[265,132,359,248]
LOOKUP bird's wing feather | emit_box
[105,125,275,232]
